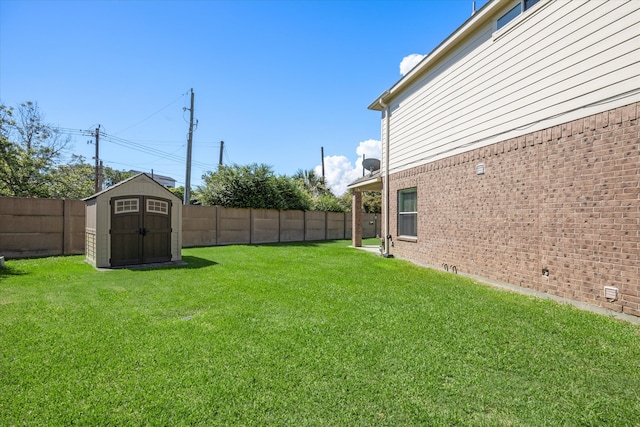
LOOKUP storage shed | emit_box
[84,173,182,268]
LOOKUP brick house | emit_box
[349,0,640,317]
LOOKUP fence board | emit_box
[0,197,84,258]
[1,197,381,257]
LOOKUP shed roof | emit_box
[83,173,181,202]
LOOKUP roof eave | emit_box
[83,173,182,202]
[368,0,503,111]
[347,174,383,192]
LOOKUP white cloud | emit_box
[315,139,382,196]
[399,53,424,76]
[356,138,381,159]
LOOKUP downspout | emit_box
[379,94,392,257]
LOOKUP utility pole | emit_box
[184,88,195,205]
[99,160,104,191]
[219,140,224,166]
[321,146,325,185]
[94,125,101,193]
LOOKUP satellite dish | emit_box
[362,158,381,172]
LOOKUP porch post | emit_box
[352,190,362,247]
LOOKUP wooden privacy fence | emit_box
[0,197,85,259]
[0,197,381,258]
[182,205,379,247]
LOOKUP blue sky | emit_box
[0,0,488,195]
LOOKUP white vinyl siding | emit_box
[386,0,640,174]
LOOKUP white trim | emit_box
[146,199,169,215]
[114,198,139,214]
[398,188,418,238]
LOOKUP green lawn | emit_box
[1,241,639,426]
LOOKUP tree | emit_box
[312,193,348,212]
[168,186,201,205]
[274,175,311,211]
[362,191,382,213]
[292,168,355,212]
[168,186,185,203]
[0,101,70,197]
[48,155,95,199]
[199,163,311,210]
[292,168,328,197]
[46,156,135,199]
[102,167,134,189]
[337,190,382,213]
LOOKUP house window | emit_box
[114,198,139,214]
[496,0,540,30]
[524,0,540,10]
[398,188,417,237]
[497,3,520,30]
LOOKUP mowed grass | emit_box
[1,241,639,426]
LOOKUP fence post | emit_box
[352,191,362,247]
[215,206,219,246]
[344,211,347,240]
[62,198,67,255]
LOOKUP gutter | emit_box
[379,92,392,257]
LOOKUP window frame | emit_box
[114,198,139,214]
[146,198,169,215]
[497,3,521,30]
[397,188,418,239]
[495,0,541,31]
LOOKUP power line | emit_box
[51,125,215,170]
[113,91,189,135]
[102,133,213,170]
[51,126,225,191]
[102,159,180,178]
[223,143,234,165]
[53,127,94,137]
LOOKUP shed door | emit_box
[110,196,172,267]
[142,198,172,264]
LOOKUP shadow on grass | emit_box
[180,255,218,269]
[251,240,342,248]
[124,255,218,272]
[0,265,27,278]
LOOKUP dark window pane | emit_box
[525,0,540,11]
[399,213,417,237]
[497,4,520,30]
[399,190,417,212]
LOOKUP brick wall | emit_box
[388,102,639,317]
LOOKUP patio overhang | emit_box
[348,171,383,249]
[347,171,382,192]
